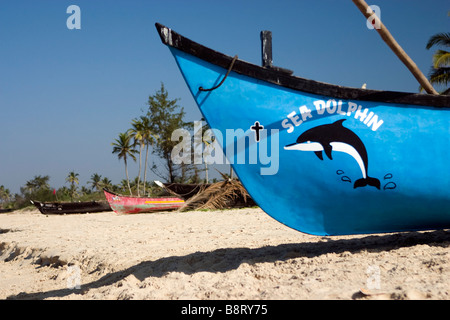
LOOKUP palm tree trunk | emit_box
[143,144,149,196]
[124,158,132,195]
[352,0,438,95]
[168,157,175,183]
[136,144,143,196]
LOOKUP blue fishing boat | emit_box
[155,23,450,236]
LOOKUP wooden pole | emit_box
[352,0,438,95]
[261,31,273,68]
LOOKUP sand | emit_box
[0,207,448,300]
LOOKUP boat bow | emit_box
[155,23,450,235]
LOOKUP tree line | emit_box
[0,83,218,210]
[0,172,176,210]
[111,82,217,197]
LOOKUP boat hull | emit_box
[103,189,185,214]
[31,200,112,215]
[157,24,450,235]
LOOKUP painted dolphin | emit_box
[284,119,380,189]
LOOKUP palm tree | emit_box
[0,185,11,206]
[119,179,130,193]
[24,180,36,195]
[23,175,50,196]
[81,186,91,196]
[100,177,112,190]
[112,131,137,195]
[425,32,450,93]
[57,186,70,200]
[66,171,79,201]
[33,175,50,189]
[89,173,102,192]
[130,118,145,196]
[128,117,158,196]
[141,116,158,195]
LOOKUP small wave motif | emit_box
[382,173,396,190]
[384,182,396,190]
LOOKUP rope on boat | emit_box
[199,55,238,92]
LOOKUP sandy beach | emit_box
[0,207,448,300]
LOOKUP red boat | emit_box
[103,189,185,214]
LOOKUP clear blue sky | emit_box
[0,0,448,194]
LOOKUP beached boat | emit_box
[103,188,185,214]
[155,23,450,236]
[31,200,112,215]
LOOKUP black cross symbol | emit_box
[250,121,264,142]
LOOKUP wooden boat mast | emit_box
[352,0,439,95]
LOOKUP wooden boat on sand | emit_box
[31,200,111,215]
[155,23,450,236]
[103,188,185,214]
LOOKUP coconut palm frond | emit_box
[429,67,450,86]
[180,178,255,211]
[432,50,450,69]
[426,32,450,50]
[424,27,450,93]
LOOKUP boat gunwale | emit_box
[102,188,183,200]
[155,23,450,108]
[31,200,110,206]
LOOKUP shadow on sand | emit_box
[7,229,449,299]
